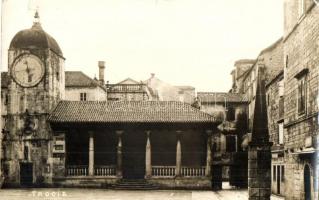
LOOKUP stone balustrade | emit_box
[152,166,206,177]
[95,165,116,176]
[152,166,176,177]
[67,165,88,176]
[181,167,206,177]
[66,165,116,177]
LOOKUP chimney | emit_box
[98,61,105,85]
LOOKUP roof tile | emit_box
[197,92,246,103]
[48,101,216,123]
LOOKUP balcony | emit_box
[107,84,145,92]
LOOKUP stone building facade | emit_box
[281,0,319,199]
[65,71,107,101]
[106,78,153,101]
[231,0,319,199]
[265,71,285,196]
[235,38,283,132]
[197,92,248,188]
[230,59,255,94]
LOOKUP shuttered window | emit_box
[297,76,306,115]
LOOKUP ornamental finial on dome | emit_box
[33,8,41,27]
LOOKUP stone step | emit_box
[112,179,158,190]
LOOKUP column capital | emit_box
[206,129,213,136]
[145,130,151,137]
[116,130,124,136]
[88,130,94,136]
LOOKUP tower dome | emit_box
[9,11,63,56]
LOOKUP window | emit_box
[278,122,284,145]
[5,94,8,105]
[226,106,235,121]
[80,93,87,101]
[226,135,237,152]
[297,76,307,115]
[54,145,64,151]
[24,146,29,161]
[273,165,276,181]
[278,79,284,119]
[281,165,285,182]
[278,80,284,97]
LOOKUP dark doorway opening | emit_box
[277,165,281,194]
[122,131,146,179]
[304,164,311,200]
[20,162,33,186]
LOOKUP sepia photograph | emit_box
[0,0,318,199]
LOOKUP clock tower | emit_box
[4,11,65,186]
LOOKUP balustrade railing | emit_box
[67,165,88,176]
[94,165,116,176]
[181,166,206,177]
[66,165,116,177]
[66,165,206,177]
[152,166,176,177]
[107,84,144,92]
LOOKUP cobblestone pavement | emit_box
[0,188,284,200]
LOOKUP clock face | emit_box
[11,54,45,87]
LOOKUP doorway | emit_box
[20,162,33,186]
[122,131,146,179]
[277,165,281,194]
[304,164,311,200]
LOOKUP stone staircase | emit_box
[112,179,158,190]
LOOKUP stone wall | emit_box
[241,39,283,132]
[284,0,314,38]
[283,2,319,200]
[266,73,286,196]
[266,73,284,147]
[65,87,106,101]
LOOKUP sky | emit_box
[1,0,283,92]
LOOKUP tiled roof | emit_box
[1,72,9,88]
[65,71,101,88]
[197,92,246,103]
[48,101,216,123]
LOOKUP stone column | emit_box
[88,131,94,176]
[248,70,272,200]
[175,130,182,177]
[248,143,272,200]
[145,130,152,178]
[205,130,212,177]
[116,130,123,178]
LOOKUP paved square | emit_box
[0,188,284,200]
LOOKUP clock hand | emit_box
[25,61,30,74]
